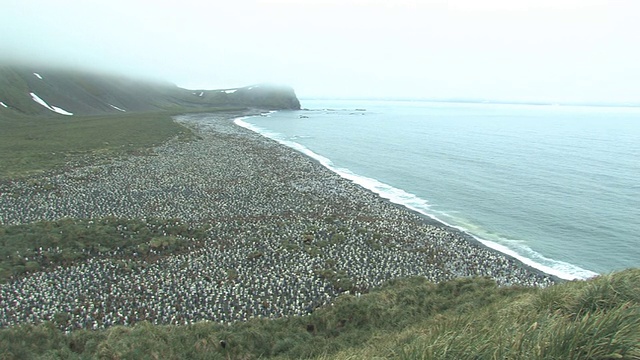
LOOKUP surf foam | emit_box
[234,116,599,281]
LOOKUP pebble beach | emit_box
[0,112,555,332]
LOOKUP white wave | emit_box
[234,116,599,281]
[0,101,7,108]
[33,72,43,80]
[454,227,598,280]
[30,92,73,116]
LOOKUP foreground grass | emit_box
[0,112,193,179]
[1,269,637,359]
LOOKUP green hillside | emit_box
[0,65,300,117]
[0,111,197,178]
[0,65,300,178]
[0,270,638,359]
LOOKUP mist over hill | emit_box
[0,65,300,117]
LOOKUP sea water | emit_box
[236,99,640,280]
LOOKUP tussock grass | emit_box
[379,270,640,360]
[1,269,638,359]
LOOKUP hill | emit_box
[0,65,300,118]
[0,65,300,178]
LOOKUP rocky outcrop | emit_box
[229,84,301,110]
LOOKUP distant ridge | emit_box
[0,65,301,117]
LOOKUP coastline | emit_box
[1,110,555,331]
[234,112,563,284]
[401,206,565,283]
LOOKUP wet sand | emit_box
[0,112,555,331]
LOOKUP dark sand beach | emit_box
[0,112,555,331]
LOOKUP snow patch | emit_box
[51,106,73,116]
[33,72,43,80]
[30,93,51,109]
[30,92,73,115]
[108,104,126,112]
[223,89,237,94]
[0,101,7,108]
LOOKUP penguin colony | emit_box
[0,113,555,332]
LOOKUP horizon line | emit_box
[297,96,640,108]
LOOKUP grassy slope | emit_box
[0,64,297,178]
[0,270,638,359]
[0,111,195,179]
[0,66,300,117]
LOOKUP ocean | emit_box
[236,99,640,280]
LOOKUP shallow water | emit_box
[240,100,640,280]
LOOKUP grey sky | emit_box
[2,0,639,103]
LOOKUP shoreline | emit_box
[1,110,556,331]
[400,206,564,283]
[234,112,563,284]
